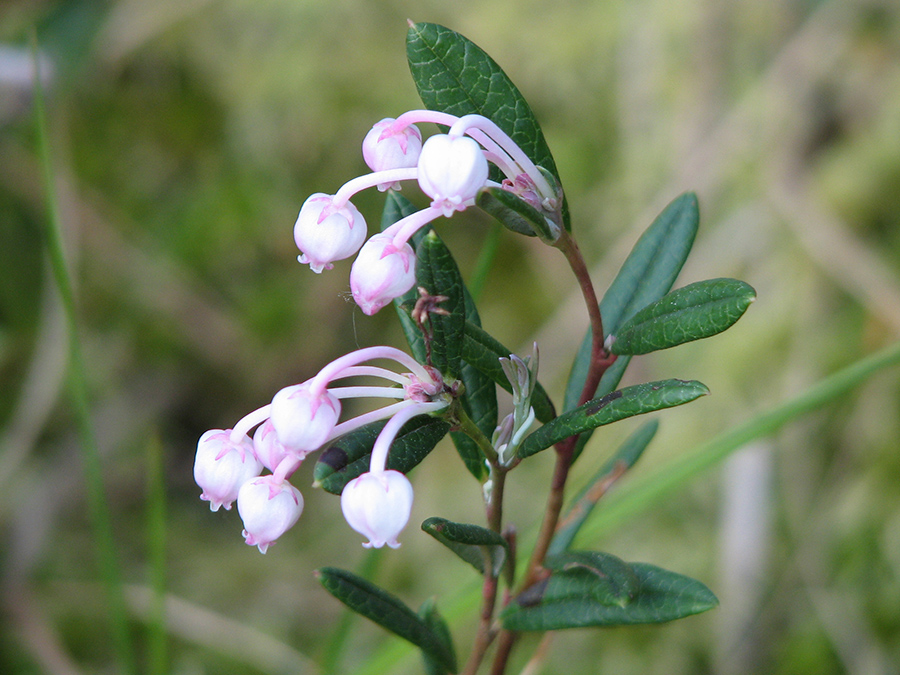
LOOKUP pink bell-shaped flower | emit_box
[269,383,341,453]
[294,193,367,273]
[252,419,294,472]
[417,134,489,217]
[193,429,262,512]
[362,119,423,190]
[237,476,304,554]
[340,470,414,549]
[349,233,416,315]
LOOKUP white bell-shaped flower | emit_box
[193,429,262,512]
[349,233,416,315]
[294,193,367,273]
[417,134,489,217]
[237,476,304,554]
[340,470,414,549]
[362,119,423,190]
[269,383,341,453]
[252,419,294,473]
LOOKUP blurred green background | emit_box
[2,0,899,673]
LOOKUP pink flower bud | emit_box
[349,233,417,315]
[270,383,341,453]
[417,134,489,217]
[362,119,423,190]
[253,419,294,472]
[294,193,367,273]
[194,429,262,512]
[237,476,304,553]
[340,470,414,549]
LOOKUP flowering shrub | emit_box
[194,22,756,674]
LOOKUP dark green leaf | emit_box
[414,230,466,379]
[316,567,456,672]
[406,22,569,230]
[421,517,507,577]
[462,321,556,423]
[518,380,707,459]
[611,278,756,355]
[476,187,555,240]
[564,193,700,411]
[313,416,450,494]
[418,598,457,675]
[501,557,718,630]
[549,420,658,555]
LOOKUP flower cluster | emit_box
[293,111,561,315]
[193,346,449,552]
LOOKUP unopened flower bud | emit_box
[237,476,304,553]
[417,134,489,217]
[350,233,416,315]
[194,429,262,512]
[270,383,341,452]
[294,193,367,273]
[341,470,414,549]
[363,119,423,190]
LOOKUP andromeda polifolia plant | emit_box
[193,22,757,674]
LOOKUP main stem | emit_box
[491,229,613,674]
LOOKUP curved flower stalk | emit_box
[292,111,564,313]
[193,346,450,552]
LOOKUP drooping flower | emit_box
[341,470,414,549]
[362,118,423,189]
[269,383,341,454]
[416,134,489,217]
[350,233,417,315]
[237,476,304,553]
[193,429,262,512]
[294,193,367,273]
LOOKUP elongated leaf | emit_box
[418,599,456,675]
[518,380,707,459]
[406,21,569,230]
[313,416,450,494]
[549,420,658,555]
[316,567,456,672]
[501,558,718,630]
[422,517,507,577]
[565,193,700,411]
[462,321,556,423]
[476,187,555,240]
[611,278,756,356]
[415,230,466,379]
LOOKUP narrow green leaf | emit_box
[313,416,450,494]
[476,187,555,240]
[422,517,507,577]
[564,193,700,411]
[414,230,466,379]
[316,567,456,672]
[549,420,658,556]
[462,321,556,423]
[418,599,457,675]
[611,278,756,356]
[518,380,707,459]
[406,21,570,230]
[501,558,718,630]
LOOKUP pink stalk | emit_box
[272,454,304,484]
[332,365,411,386]
[329,385,407,400]
[309,346,434,398]
[326,399,417,442]
[230,404,272,444]
[382,206,445,250]
[369,400,448,473]
[332,168,420,208]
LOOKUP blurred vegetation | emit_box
[1,0,899,673]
